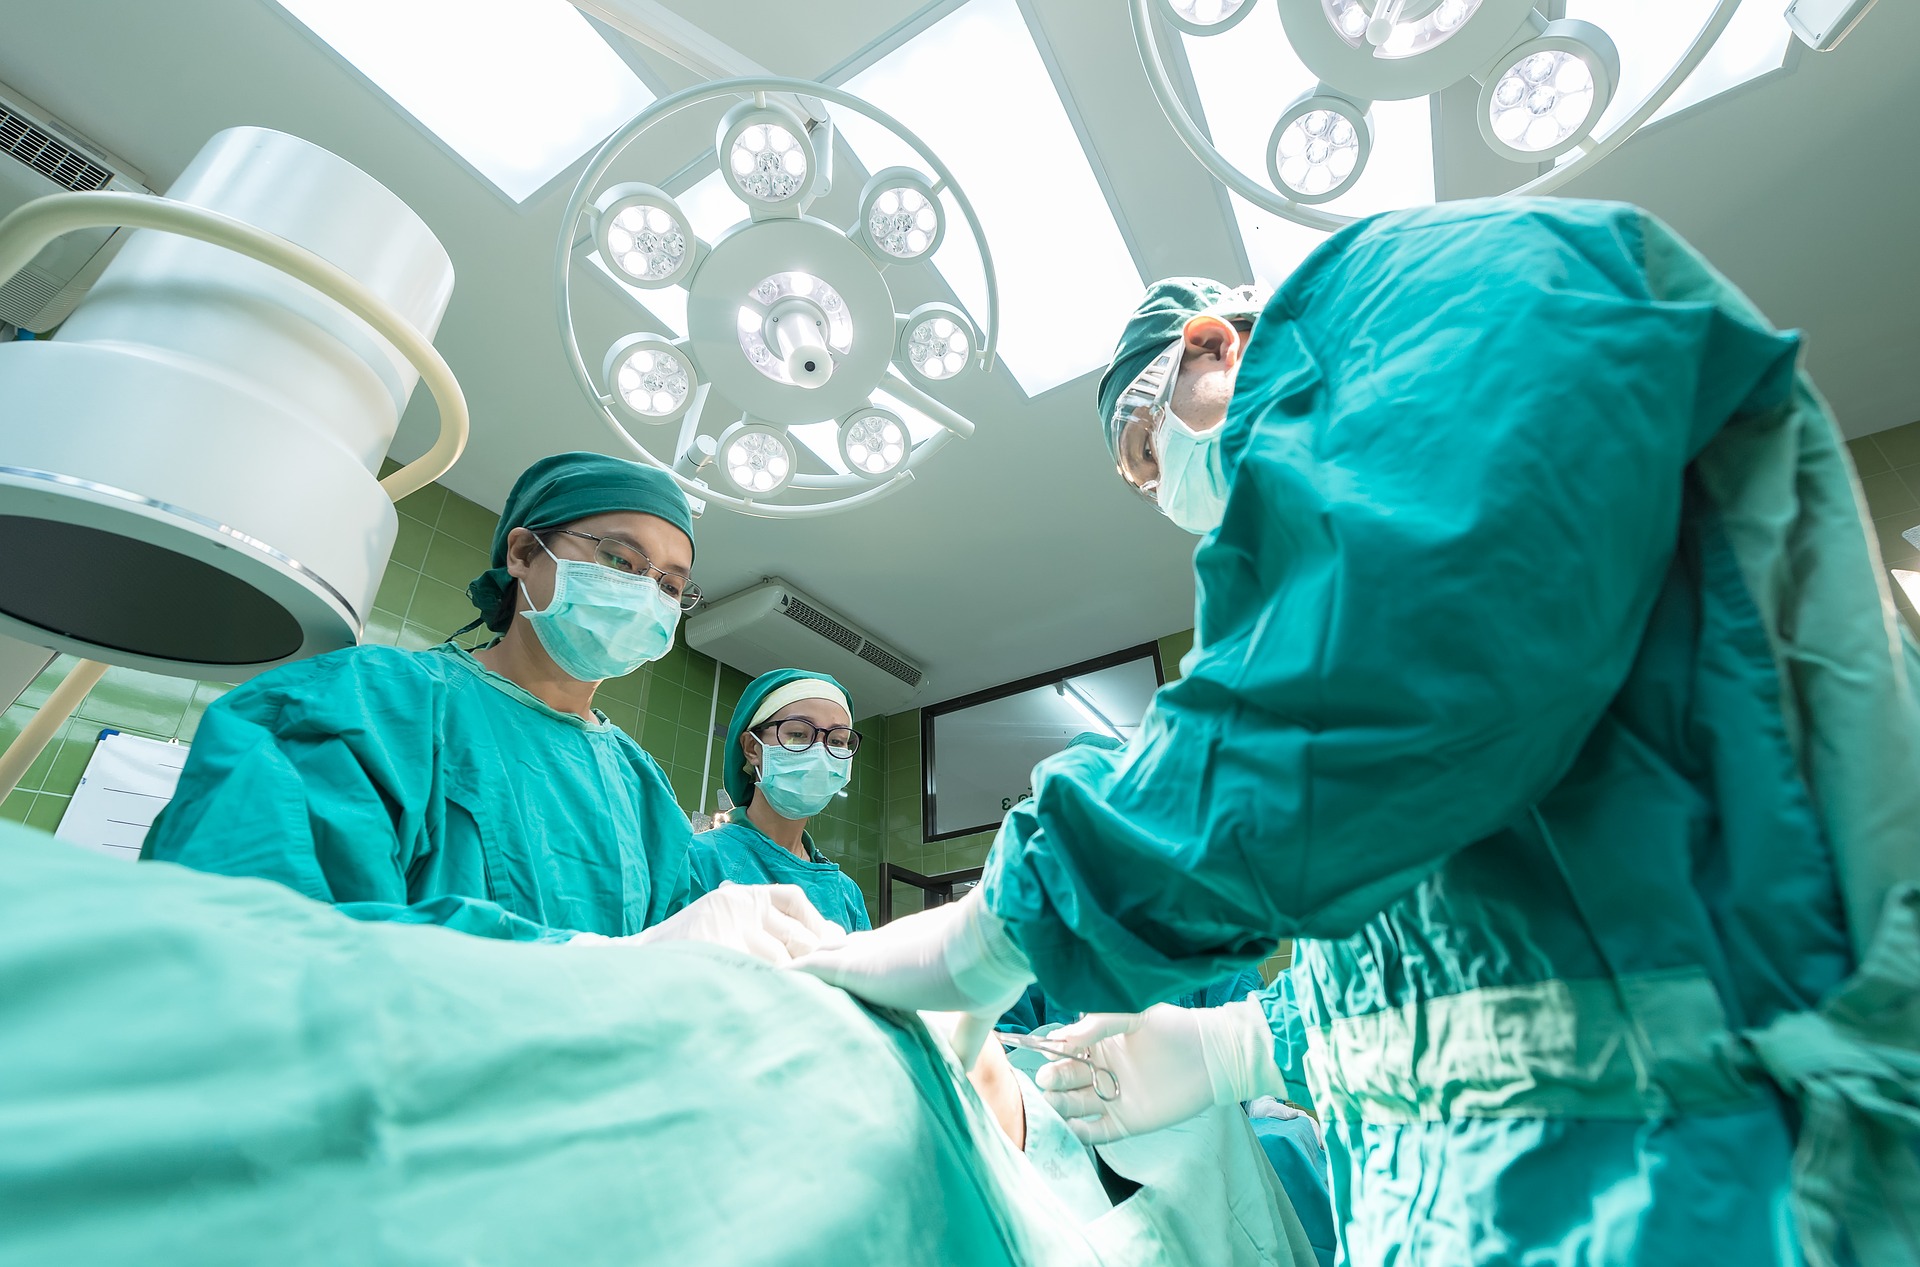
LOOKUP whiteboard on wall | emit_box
[55,731,190,861]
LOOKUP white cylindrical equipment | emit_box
[0,127,454,679]
[767,299,833,388]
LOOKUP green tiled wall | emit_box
[1849,421,1920,635]
[0,473,887,922]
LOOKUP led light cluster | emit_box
[901,304,973,384]
[1149,0,1650,224]
[563,78,999,517]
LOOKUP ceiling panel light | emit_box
[840,0,1143,396]
[272,0,652,203]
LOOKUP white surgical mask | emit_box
[1155,409,1229,536]
[523,542,681,681]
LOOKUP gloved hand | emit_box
[1248,1095,1325,1151]
[790,887,1034,1063]
[589,883,847,964]
[1036,998,1285,1144]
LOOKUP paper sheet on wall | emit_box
[55,732,190,861]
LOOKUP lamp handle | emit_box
[0,190,467,503]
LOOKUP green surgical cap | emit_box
[1094,277,1264,457]
[466,452,695,632]
[724,668,854,809]
[1066,731,1124,752]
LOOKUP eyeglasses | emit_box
[753,716,862,759]
[546,529,702,610]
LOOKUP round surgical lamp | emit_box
[604,332,698,424]
[1267,92,1373,204]
[837,407,910,479]
[899,303,975,386]
[717,421,797,497]
[858,168,944,264]
[0,127,460,680]
[1157,0,1255,38]
[1279,0,1539,100]
[717,99,819,217]
[557,76,1000,520]
[1131,0,1751,231]
[1477,20,1620,162]
[592,182,698,288]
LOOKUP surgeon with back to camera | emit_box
[798,199,1920,1265]
[145,451,842,960]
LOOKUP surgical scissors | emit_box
[996,1032,1121,1102]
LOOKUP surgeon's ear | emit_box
[502,527,544,580]
[741,731,762,774]
[1182,315,1240,369]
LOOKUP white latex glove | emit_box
[1036,999,1285,1144]
[1248,1095,1325,1150]
[790,888,1033,1063]
[603,882,847,964]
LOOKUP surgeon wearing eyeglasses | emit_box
[146,452,842,962]
[686,670,873,933]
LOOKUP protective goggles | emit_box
[1107,337,1184,504]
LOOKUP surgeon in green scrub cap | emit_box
[146,452,843,960]
[799,200,1920,1267]
[686,669,872,932]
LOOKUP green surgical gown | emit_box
[143,642,691,941]
[686,819,872,931]
[983,199,1920,1265]
[1,824,1312,1266]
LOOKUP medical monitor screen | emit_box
[921,643,1163,842]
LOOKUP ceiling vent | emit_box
[686,578,926,716]
[0,82,148,332]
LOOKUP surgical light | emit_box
[838,407,910,479]
[0,127,460,679]
[718,421,796,496]
[1478,20,1619,161]
[900,303,974,385]
[0,127,465,799]
[1135,0,1788,233]
[718,100,817,214]
[559,76,999,519]
[604,333,696,424]
[858,168,944,263]
[1268,94,1372,203]
[1160,0,1255,36]
[593,183,696,289]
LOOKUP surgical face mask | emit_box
[1154,408,1229,536]
[523,542,681,682]
[753,740,851,820]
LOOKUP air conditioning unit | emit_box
[686,579,926,716]
[0,82,150,332]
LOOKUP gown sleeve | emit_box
[143,649,574,943]
[981,202,1804,1010]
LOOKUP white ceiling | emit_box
[2,0,1915,708]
